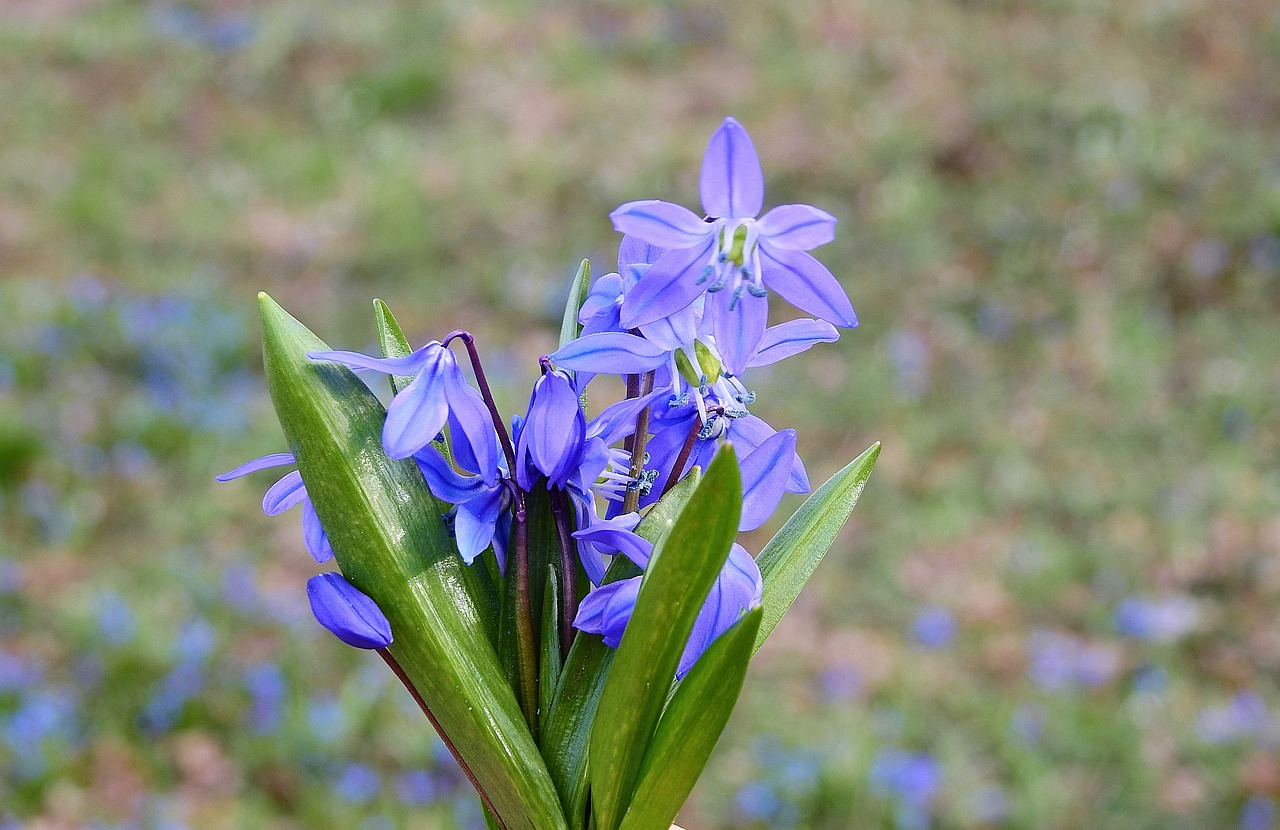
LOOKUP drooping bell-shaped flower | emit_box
[216,453,333,563]
[308,343,499,483]
[414,445,512,571]
[574,542,763,678]
[610,117,856,375]
[306,572,393,649]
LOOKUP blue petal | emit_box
[619,237,716,329]
[586,386,671,445]
[308,346,436,376]
[217,452,295,481]
[454,486,506,565]
[306,573,393,650]
[573,576,642,648]
[638,301,698,352]
[756,204,838,250]
[568,490,607,585]
[382,351,451,459]
[610,200,713,249]
[617,234,665,271]
[700,117,764,219]
[759,243,858,328]
[573,518,654,568]
[748,319,839,367]
[677,543,762,678]
[441,362,500,486]
[552,332,670,374]
[413,446,488,504]
[262,470,307,516]
[733,414,808,493]
[519,371,585,488]
[301,497,334,564]
[737,429,797,531]
[710,285,768,377]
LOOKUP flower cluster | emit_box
[222,117,855,677]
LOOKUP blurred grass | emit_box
[2,0,1279,828]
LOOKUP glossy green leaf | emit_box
[259,293,566,830]
[618,607,762,830]
[540,468,704,830]
[754,441,880,653]
[559,259,591,349]
[373,298,415,394]
[589,448,741,830]
[539,573,562,738]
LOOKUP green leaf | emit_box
[259,293,567,830]
[754,441,880,653]
[618,607,763,830]
[539,572,562,738]
[373,298,415,394]
[589,447,741,830]
[539,467,704,830]
[559,259,591,349]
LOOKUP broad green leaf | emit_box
[373,298,415,394]
[754,441,880,653]
[259,294,566,830]
[559,259,591,349]
[540,468,704,830]
[589,448,741,830]
[618,607,762,830]
[539,573,562,738]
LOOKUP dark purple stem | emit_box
[661,412,705,498]
[621,371,655,515]
[379,649,509,830]
[442,330,517,475]
[549,488,578,662]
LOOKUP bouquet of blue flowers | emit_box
[221,118,878,830]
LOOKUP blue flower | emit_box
[573,541,762,678]
[414,445,512,569]
[306,572,393,650]
[610,117,855,374]
[216,453,333,563]
[308,343,499,481]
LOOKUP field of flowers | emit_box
[2,1,1279,828]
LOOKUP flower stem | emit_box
[511,494,539,739]
[443,330,518,474]
[661,412,704,498]
[621,370,655,515]
[379,649,509,829]
[549,488,578,661]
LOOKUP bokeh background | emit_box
[2,1,1279,828]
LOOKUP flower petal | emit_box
[519,371,585,489]
[573,518,654,568]
[610,200,712,249]
[760,244,858,328]
[441,361,500,485]
[617,234,665,272]
[709,286,768,377]
[454,486,506,565]
[619,237,716,329]
[308,346,436,376]
[573,576,642,648]
[216,452,295,481]
[306,573,393,650]
[586,386,671,445]
[733,414,808,493]
[637,301,698,352]
[757,204,837,250]
[552,332,670,374]
[262,469,307,516]
[737,429,797,531]
[748,319,840,367]
[301,497,335,564]
[413,446,488,504]
[700,117,764,219]
[382,353,450,460]
[677,543,761,677]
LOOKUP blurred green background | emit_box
[2,1,1279,828]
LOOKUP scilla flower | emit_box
[216,453,333,563]
[611,117,856,374]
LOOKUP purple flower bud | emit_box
[306,573,393,650]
